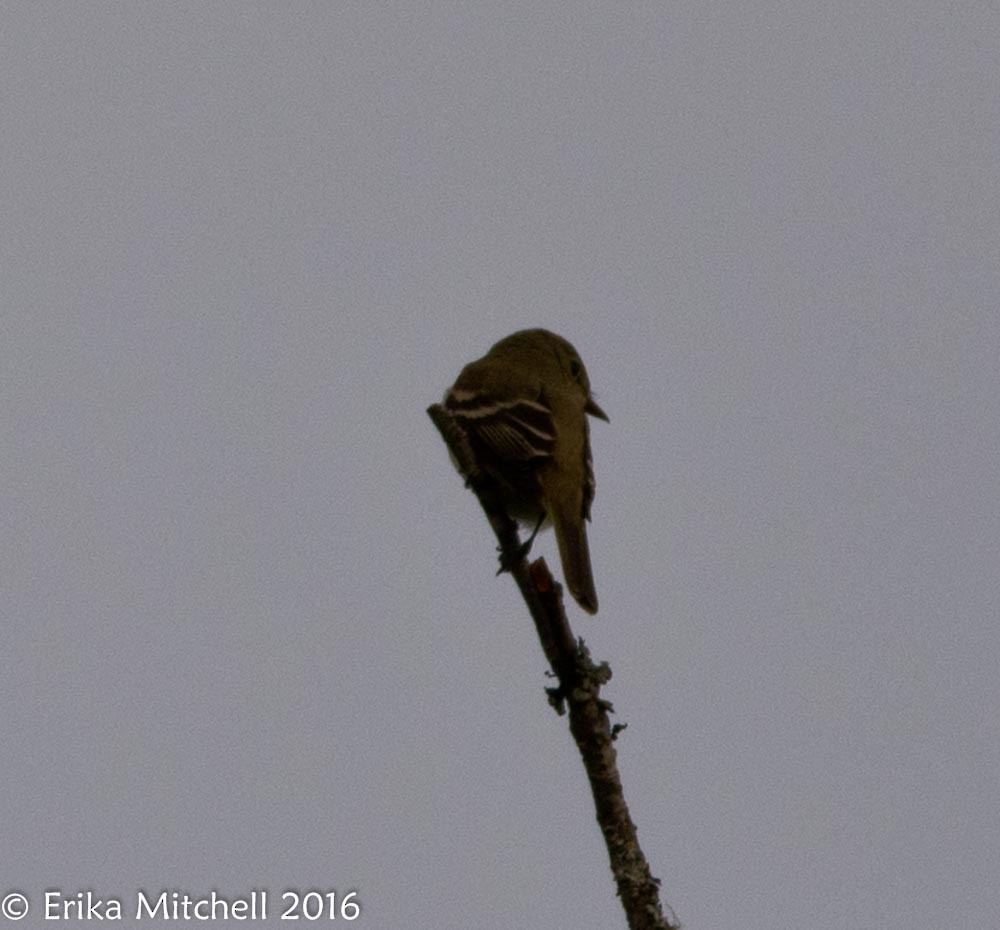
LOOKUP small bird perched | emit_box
[443,329,608,614]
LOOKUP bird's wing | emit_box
[445,389,556,463]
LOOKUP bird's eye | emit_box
[569,358,582,379]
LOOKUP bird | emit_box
[443,329,608,613]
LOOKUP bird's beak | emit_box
[586,396,609,422]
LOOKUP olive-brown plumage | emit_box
[444,329,608,613]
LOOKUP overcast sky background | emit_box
[3,4,998,929]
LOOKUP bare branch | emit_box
[428,403,678,930]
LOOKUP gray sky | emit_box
[3,4,998,928]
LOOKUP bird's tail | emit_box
[552,510,599,614]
